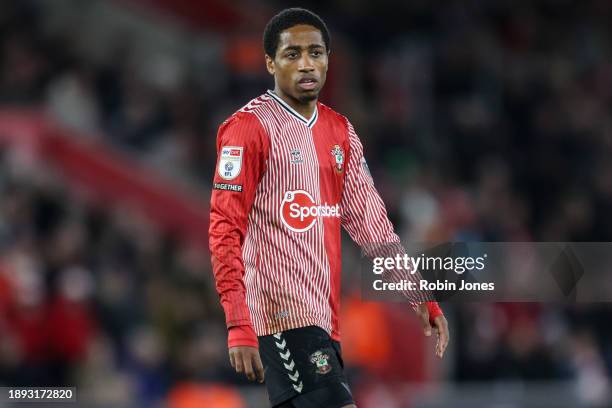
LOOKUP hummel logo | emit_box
[272,332,302,394]
[290,149,303,164]
[293,381,303,393]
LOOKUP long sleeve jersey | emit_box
[209,90,440,342]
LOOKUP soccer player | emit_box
[209,8,449,407]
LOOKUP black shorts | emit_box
[259,326,355,408]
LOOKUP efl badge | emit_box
[330,144,344,173]
[310,350,332,375]
[218,146,243,180]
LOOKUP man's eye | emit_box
[286,53,298,59]
[311,51,322,57]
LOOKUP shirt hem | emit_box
[254,316,337,340]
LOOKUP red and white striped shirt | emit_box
[209,91,440,342]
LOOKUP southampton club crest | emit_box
[330,144,344,173]
[310,350,332,375]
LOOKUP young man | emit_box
[209,8,449,407]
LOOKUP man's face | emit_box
[266,24,328,104]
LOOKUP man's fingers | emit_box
[434,317,449,358]
[229,351,236,369]
[438,330,449,357]
[253,352,265,383]
[424,324,432,336]
[419,306,432,336]
[243,353,255,381]
[229,347,263,381]
[234,352,244,373]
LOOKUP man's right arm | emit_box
[209,112,269,349]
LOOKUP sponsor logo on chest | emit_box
[280,190,340,232]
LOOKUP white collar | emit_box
[266,90,318,128]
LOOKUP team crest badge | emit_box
[310,350,332,375]
[218,146,243,180]
[330,145,344,173]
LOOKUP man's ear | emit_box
[265,54,275,75]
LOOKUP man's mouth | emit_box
[297,77,318,91]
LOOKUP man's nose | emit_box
[298,54,315,71]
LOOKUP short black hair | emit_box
[263,8,330,58]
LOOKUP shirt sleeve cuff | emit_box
[228,325,259,349]
[426,301,444,325]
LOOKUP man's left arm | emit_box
[340,118,449,358]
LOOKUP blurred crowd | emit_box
[1,0,612,406]
[0,148,234,405]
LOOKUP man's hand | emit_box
[416,303,450,358]
[229,346,265,383]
